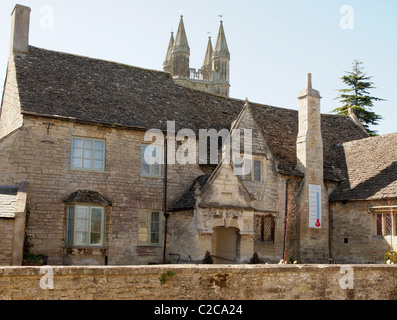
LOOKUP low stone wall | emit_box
[0,264,396,300]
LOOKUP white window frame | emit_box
[66,204,106,247]
[141,144,163,178]
[71,137,106,172]
[138,209,163,246]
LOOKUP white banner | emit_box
[309,185,322,229]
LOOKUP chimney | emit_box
[9,4,31,57]
[296,73,323,184]
[295,74,329,263]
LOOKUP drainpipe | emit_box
[163,137,169,264]
[283,176,292,261]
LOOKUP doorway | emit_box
[211,227,240,264]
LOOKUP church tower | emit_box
[163,17,231,98]
[171,16,190,78]
[212,20,230,97]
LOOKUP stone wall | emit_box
[0,219,14,265]
[330,200,396,264]
[0,115,207,266]
[0,58,23,140]
[0,265,396,300]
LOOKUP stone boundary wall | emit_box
[0,264,396,300]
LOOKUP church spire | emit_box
[173,15,190,54]
[202,36,213,70]
[163,32,174,73]
[213,20,230,59]
[170,16,190,78]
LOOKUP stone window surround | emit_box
[369,206,397,237]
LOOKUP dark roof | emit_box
[13,46,368,181]
[169,175,211,211]
[0,186,18,218]
[330,133,397,201]
[63,190,112,206]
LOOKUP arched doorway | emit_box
[211,227,240,264]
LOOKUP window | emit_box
[375,213,396,237]
[141,145,162,178]
[72,137,105,171]
[138,210,162,246]
[254,215,275,243]
[254,160,261,182]
[234,157,262,182]
[66,205,105,247]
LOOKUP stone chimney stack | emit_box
[9,4,31,57]
[296,73,323,183]
[295,74,329,263]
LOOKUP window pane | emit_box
[94,150,104,160]
[90,233,102,245]
[84,159,92,169]
[386,214,392,236]
[94,141,104,151]
[263,216,275,242]
[94,160,104,170]
[376,214,383,236]
[138,211,149,244]
[66,206,75,244]
[91,208,103,220]
[76,219,88,232]
[84,139,92,149]
[75,232,88,245]
[84,149,92,159]
[244,159,252,180]
[73,148,83,158]
[151,211,160,244]
[91,219,102,233]
[73,138,82,148]
[254,215,262,241]
[254,160,261,182]
[141,145,162,176]
[76,207,89,219]
[151,164,161,176]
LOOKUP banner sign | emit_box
[309,185,322,229]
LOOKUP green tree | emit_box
[332,60,385,136]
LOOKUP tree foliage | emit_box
[332,60,384,136]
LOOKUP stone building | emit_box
[0,5,396,266]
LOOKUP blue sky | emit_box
[1,0,396,135]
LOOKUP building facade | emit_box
[0,5,396,266]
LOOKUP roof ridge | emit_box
[28,45,171,76]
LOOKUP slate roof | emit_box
[330,133,397,201]
[0,186,18,218]
[12,46,370,183]
[169,175,211,212]
[63,190,112,206]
